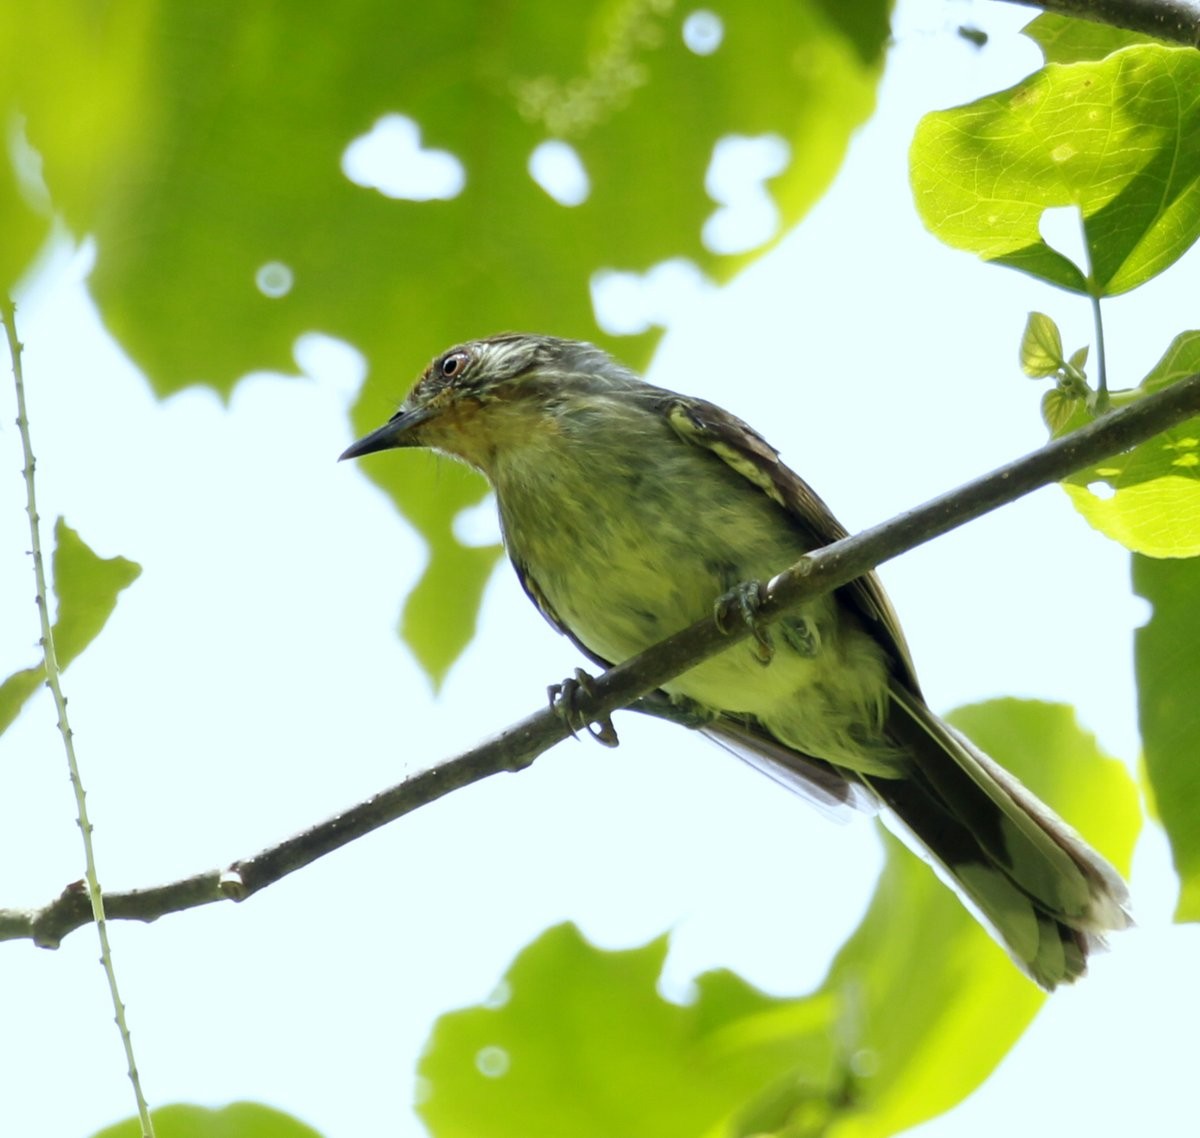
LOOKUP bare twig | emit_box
[3,371,1200,949]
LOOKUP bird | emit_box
[340,332,1130,988]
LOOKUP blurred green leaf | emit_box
[1019,311,1064,377]
[5,0,887,684]
[91,1102,325,1138]
[419,701,1139,1137]
[49,517,142,664]
[911,45,1200,296]
[1059,332,1200,556]
[418,923,841,1138]
[0,519,140,737]
[1023,12,1167,64]
[0,142,50,296]
[1134,553,1200,922]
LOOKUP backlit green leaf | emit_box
[5,1,887,682]
[1020,311,1064,377]
[418,701,1139,1138]
[1134,553,1200,922]
[1060,332,1200,556]
[418,923,839,1138]
[91,1101,325,1138]
[0,519,140,737]
[1022,12,1165,64]
[911,45,1200,296]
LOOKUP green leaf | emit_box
[1134,553,1200,922]
[1023,12,1167,64]
[6,1,888,684]
[401,530,501,690]
[0,519,140,736]
[1041,386,1079,434]
[48,517,142,665]
[911,45,1200,296]
[0,142,50,297]
[1067,344,1089,372]
[1060,332,1200,556]
[90,1102,325,1138]
[418,923,840,1138]
[1019,311,1065,377]
[811,700,1139,1138]
[419,701,1139,1138]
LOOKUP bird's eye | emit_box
[439,351,469,380]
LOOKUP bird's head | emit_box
[338,333,635,473]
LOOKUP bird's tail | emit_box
[872,686,1131,989]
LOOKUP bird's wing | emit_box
[511,557,615,671]
[661,394,921,693]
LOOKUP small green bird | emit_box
[341,333,1130,988]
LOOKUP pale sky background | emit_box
[2,1,1198,1136]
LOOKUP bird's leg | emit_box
[548,667,620,747]
[631,690,717,730]
[780,615,819,658]
[714,580,774,664]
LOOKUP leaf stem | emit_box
[1077,206,1110,411]
[2,297,156,1138]
[1090,291,1109,410]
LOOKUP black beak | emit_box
[339,406,436,461]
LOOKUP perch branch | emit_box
[1011,0,1200,46]
[3,372,1200,948]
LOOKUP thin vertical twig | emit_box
[2,297,155,1138]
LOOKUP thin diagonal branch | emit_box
[3,371,1200,948]
[3,298,155,1135]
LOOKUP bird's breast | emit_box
[490,422,843,715]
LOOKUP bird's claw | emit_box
[715,580,774,664]
[549,668,620,747]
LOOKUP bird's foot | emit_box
[714,580,773,664]
[548,668,620,747]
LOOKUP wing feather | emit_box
[661,394,921,692]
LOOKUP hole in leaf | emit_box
[1086,480,1116,500]
[7,115,51,212]
[453,495,502,548]
[590,258,714,335]
[1130,594,1153,630]
[294,333,366,399]
[683,10,723,55]
[1038,205,1087,271]
[342,114,465,201]
[702,134,790,255]
[528,140,590,206]
[475,1046,510,1078]
[850,1047,879,1078]
[255,261,293,298]
[483,979,511,1009]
